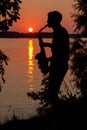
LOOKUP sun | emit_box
[28,27,33,32]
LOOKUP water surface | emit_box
[0,38,80,124]
[0,38,44,124]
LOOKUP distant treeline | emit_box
[0,31,87,38]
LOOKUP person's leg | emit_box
[48,68,67,109]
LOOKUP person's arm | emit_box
[39,42,52,48]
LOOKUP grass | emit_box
[0,96,87,129]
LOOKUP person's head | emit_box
[47,11,62,28]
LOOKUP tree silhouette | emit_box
[71,0,87,96]
[69,38,87,96]
[0,0,22,32]
[72,0,87,35]
[0,50,9,91]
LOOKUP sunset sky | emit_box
[10,0,75,33]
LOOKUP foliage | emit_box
[0,0,22,32]
[72,0,87,34]
[71,0,87,96]
[0,50,9,91]
[27,74,52,115]
[69,38,87,96]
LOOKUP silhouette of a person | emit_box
[47,11,69,109]
[37,11,69,110]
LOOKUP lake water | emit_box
[0,38,80,124]
[0,38,53,124]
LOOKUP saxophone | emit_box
[35,25,49,74]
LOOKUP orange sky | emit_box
[9,0,75,33]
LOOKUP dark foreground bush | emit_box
[0,97,87,130]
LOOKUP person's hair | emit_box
[48,11,62,23]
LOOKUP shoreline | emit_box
[0,32,86,38]
[0,97,87,129]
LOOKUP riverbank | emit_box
[0,97,87,129]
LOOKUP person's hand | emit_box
[39,42,44,47]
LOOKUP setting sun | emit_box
[28,27,33,32]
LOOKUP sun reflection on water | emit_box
[27,39,34,92]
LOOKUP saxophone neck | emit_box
[38,24,48,44]
[38,24,48,33]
